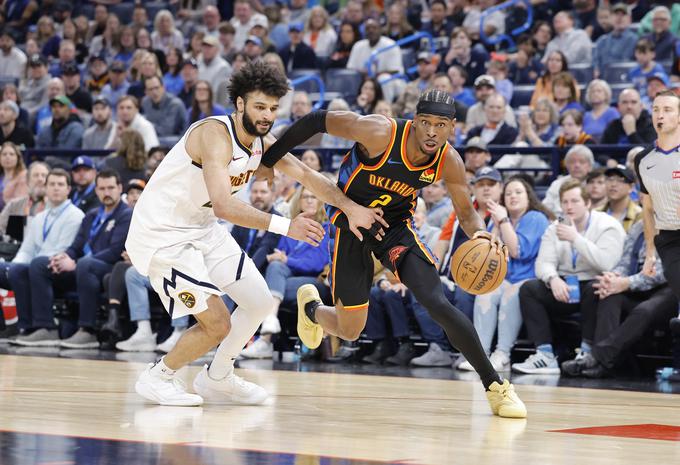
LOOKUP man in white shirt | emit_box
[543,11,593,65]
[229,0,268,50]
[543,145,594,215]
[0,30,26,80]
[198,35,233,99]
[114,95,159,152]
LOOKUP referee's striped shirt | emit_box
[634,144,680,231]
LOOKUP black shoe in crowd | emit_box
[362,340,392,365]
[385,342,416,366]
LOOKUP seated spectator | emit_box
[36,95,84,149]
[141,76,187,138]
[151,10,184,55]
[383,2,415,46]
[592,6,614,42]
[551,72,584,114]
[513,179,625,374]
[243,35,264,62]
[641,6,677,62]
[392,52,436,119]
[327,21,360,69]
[555,110,595,148]
[89,14,120,61]
[532,20,553,59]
[62,62,93,114]
[0,161,48,237]
[230,0,268,50]
[33,77,64,135]
[18,54,50,119]
[531,51,572,108]
[585,168,607,211]
[543,11,592,66]
[459,177,552,372]
[0,29,26,81]
[300,150,324,172]
[601,89,656,145]
[487,59,513,104]
[103,129,148,186]
[113,26,136,66]
[447,65,475,107]
[145,146,169,180]
[508,34,544,85]
[583,80,620,143]
[99,61,130,110]
[423,0,453,53]
[0,141,27,211]
[2,83,28,128]
[466,75,516,130]
[429,73,469,129]
[48,40,76,78]
[463,0,506,42]
[462,137,491,173]
[279,21,317,72]
[596,166,642,232]
[82,97,116,150]
[303,6,337,59]
[85,55,109,95]
[543,145,594,215]
[248,17,275,56]
[347,18,404,79]
[561,220,677,378]
[127,51,163,102]
[642,74,670,111]
[69,156,99,214]
[8,168,84,337]
[628,38,670,99]
[0,100,34,149]
[593,4,637,78]
[438,27,488,87]
[350,76,383,116]
[162,47,184,97]
[516,98,559,147]
[198,35,232,97]
[186,80,226,126]
[177,58,199,109]
[466,93,519,146]
[272,91,322,146]
[320,99,354,149]
[422,180,452,229]
[114,96,159,152]
[241,186,330,359]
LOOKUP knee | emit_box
[519,279,541,301]
[125,266,144,285]
[204,315,231,345]
[266,260,287,276]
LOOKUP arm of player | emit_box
[186,121,325,246]
[641,193,658,276]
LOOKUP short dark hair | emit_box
[144,75,163,88]
[416,89,456,118]
[586,167,606,183]
[560,109,584,126]
[559,178,590,202]
[148,146,170,158]
[430,0,446,8]
[635,37,655,53]
[96,168,122,186]
[117,95,139,109]
[227,60,290,106]
[47,168,72,187]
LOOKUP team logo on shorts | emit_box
[388,245,408,270]
[178,291,196,308]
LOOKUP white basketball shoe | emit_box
[134,364,204,406]
[193,364,268,405]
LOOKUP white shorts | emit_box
[147,224,255,319]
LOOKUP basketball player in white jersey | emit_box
[127,61,388,406]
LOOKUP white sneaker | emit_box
[156,329,184,353]
[134,364,203,406]
[490,350,511,371]
[260,314,281,335]
[240,338,274,359]
[193,364,268,404]
[511,351,560,374]
[116,330,157,352]
[457,358,475,371]
[409,343,452,367]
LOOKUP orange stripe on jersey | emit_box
[342,302,369,311]
[330,228,341,301]
[434,143,449,181]
[400,121,445,172]
[343,164,363,193]
[405,221,436,265]
[362,119,398,172]
[330,210,342,225]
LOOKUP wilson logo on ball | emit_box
[473,258,499,292]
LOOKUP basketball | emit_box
[450,238,507,295]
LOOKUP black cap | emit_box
[93,96,110,107]
[182,58,199,69]
[28,54,47,67]
[605,165,636,184]
[109,60,126,72]
[61,61,80,75]
[89,54,107,65]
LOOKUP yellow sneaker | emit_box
[486,379,527,418]
[296,284,324,349]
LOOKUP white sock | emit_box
[150,357,175,380]
[136,320,152,335]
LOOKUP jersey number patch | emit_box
[369,194,392,208]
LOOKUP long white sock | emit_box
[137,320,152,335]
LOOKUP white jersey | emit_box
[126,115,264,275]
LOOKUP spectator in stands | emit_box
[487,59,513,104]
[103,129,147,186]
[342,0,366,28]
[128,51,163,101]
[327,21,360,69]
[0,100,34,149]
[439,27,488,87]
[592,6,614,42]
[141,76,187,138]
[217,22,238,62]
[162,47,184,97]
[641,74,669,111]
[513,179,625,374]
[177,58,198,109]
[131,4,149,32]
[543,145,594,215]
[243,35,264,61]
[18,54,49,119]
[373,100,393,118]
[273,91,323,146]
[86,55,109,95]
[601,88,655,145]
[555,110,595,148]
[347,18,404,91]
[87,4,107,42]
[424,0,454,53]
[351,76,383,116]
[99,61,130,110]
[135,28,165,72]
[230,0,267,51]
[530,51,571,108]
[197,5,221,38]
[383,2,414,46]
[187,80,225,126]
[69,156,99,214]
[463,0,505,42]
[0,141,26,211]
[48,40,76,78]
[198,35,232,98]
[448,65,475,107]
[114,96,159,152]
[422,180,453,229]
[516,98,559,147]
[113,26,136,66]
[583,80,620,143]
[8,168,84,341]
[508,34,544,85]
[463,137,491,173]
[562,220,677,378]
[303,6,337,60]
[279,22,317,72]
[392,52,436,119]
[593,3,637,78]
[429,73,468,130]
[33,77,64,135]
[0,161,48,237]
[37,16,60,60]
[466,75,516,130]
[0,1,38,41]
[459,177,552,372]
[543,11,592,66]
[467,93,519,146]
[89,13,120,61]
[596,165,641,232]
[186,30,205,62]
[628,38,670,99]
[36,95,84,150]
[551,72,583,114]
[144,146,169,180]
[64,18,89,64]
[641,6,676,63]
[0,29,26,80]
[574,0,598,37]
[532,20,552,59]
[241,186,331,359]
[151,10,184,55]
[585,168,608,211]
[248,17,276,55]
[301,150,324,172]
[62,62,92,114]
[2,83,28,128]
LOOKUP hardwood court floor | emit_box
[0,354,679,465]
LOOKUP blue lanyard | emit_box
[89,207,112,242]
[571,213,591,269]
[244,229,257,253]
[42,202,70,241]
[72,183,95,206]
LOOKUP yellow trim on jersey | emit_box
[400,121,445,172]
[405,221,436,265]
[330,210,342,224]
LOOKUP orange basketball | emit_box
[450,238,507,295]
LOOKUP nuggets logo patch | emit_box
[178,291,196,308]
[419,168,435,183]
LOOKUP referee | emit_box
[634,90,680,335]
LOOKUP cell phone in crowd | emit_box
[557,215,572,226]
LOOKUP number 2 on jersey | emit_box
[369,194,392,208]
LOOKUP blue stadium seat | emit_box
[610,83,630,102]
[570,63,594,84]
[510,85,534,107]
[325,69,363,104]
[601,62,637,84]
[110,3,135,25]
[289,69,322,93]
[401,48,416,70]
[73,3,95,20]
[145,2,170,21]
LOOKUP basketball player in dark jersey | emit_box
[262,90,527,418]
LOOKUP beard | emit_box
[242,108,273,137]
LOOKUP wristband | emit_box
[499,217,511,225]
[268,215,291,235]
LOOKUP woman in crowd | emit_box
[301,149,324,172]
[532,20,553,59]
[583,80,620,143]
[163,47,185,96]
[516,97,559,146]
[102,129,147,186]
[151,9,184,55]
[352,76,384,115]
[530,51,570,108]
[62,18,88,63]
[555,110,595,147]
[128,51,163,100]
[383,2,414,45]
[0,142,28,211]
[459,177,552,371]
[187,80,225,126]
[114,26,137,66]
[185,30,205,61]
[2,84,29,128]
[327,21,360,69]
[36,15,60,59]
[303,6,337,59]
[89,13,120,60]
[552,72,584,114]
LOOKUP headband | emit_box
[415,101,456,119]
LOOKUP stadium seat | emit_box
[325,69,363,104]
[290,69,322,93]
[510,85,534,107]
[570,63,594,84]
[601,62,637,84]
[110,3,135,25]
[610,83,630,102]
[145,2,170,21]
[401,48,416,70]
